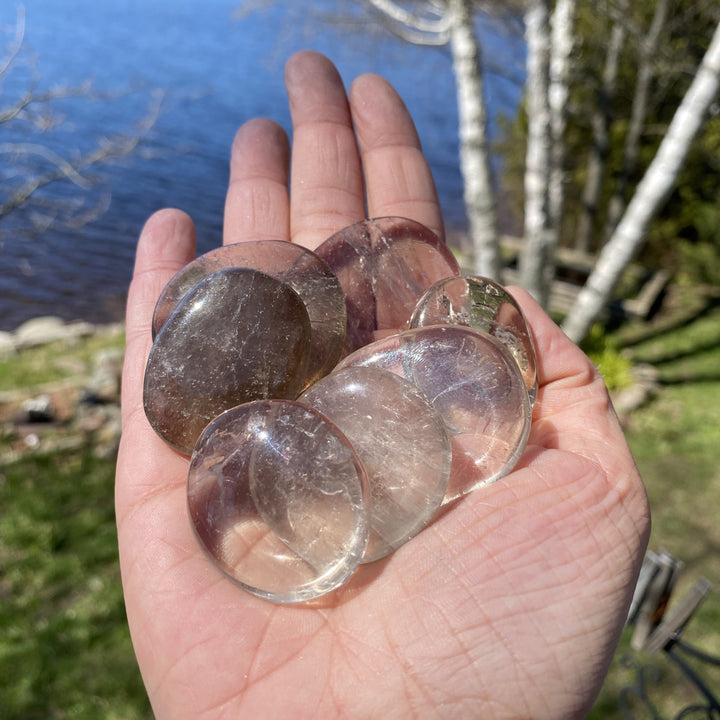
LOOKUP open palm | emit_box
[116,51,650,719]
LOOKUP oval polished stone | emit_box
[144,267,312,455]
[410,275,538,405]
[336,325,532,502]
[187,400,370,603]
[300,366,451,563]
[152,240,346,386]
[314,217,461,356]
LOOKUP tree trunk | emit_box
[562,19,720,344]
[519,0,552,306]
[602,0,670,240]
[448,0,501,279]
[548,0,575,247]
[575,0,628,253]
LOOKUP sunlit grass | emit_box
[0,448,152,720]
[0,327,125,393]
[589,290,720,718]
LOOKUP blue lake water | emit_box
[0,0,523,330]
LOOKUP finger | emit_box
[350,73,444,242]
[121,208,196,431]
[223,118,291,245]
[507,286,642,484]
[507,286,600,393]
[285,50,365,250]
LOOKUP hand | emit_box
[117,51,650,719]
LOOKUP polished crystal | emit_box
[410,275,538,404]
[300,366,451,562]
[152,240,346,386]
[315,217,460,356]
[187,400,369,603]
[336,325,532,502]
[144,267,312,455]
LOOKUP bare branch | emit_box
[0,89,164,218]
[0,5,25,77]
[0,142,93,188]
[361,0,451,44]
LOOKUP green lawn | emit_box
[0,449,151,720]
[589,288,720,718]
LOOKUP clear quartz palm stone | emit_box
[314,217,461,356]
[300,366,451,563]
[187,400,370,604]
[410,275,538,405]
[151,240,346,387]
[336,325,532,503]
[144,267,312,455]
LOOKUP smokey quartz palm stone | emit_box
[314,217,461,356]
[410,275,538,405]
[144,267,312,455]
[187,400,370,604]
[151,240,346,387]
[336,325,532,502]
[300,366,451,563]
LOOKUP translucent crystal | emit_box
[300,366,451,562]
[144,268,312,455]
[152,240,346,386]
[410,275,538,404]
[336,325,532,502]
[187,400,370,603]
[314,217,461,356]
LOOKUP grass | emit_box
[589,287,720,718]
[0,326,125,394]
[0,448,152,720]
[1,288,718,719]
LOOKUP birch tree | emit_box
[360,0,502,278]
[519,0,575,307]
[562,18,720,343]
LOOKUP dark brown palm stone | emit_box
[314,217,461,356]
[151,240,346,386]
[144,267,312,455]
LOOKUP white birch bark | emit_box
[548,0,574,233]
[448,0,501,278]
[360,0,451,44]
[519,0,552,306]
[562,19,720,344]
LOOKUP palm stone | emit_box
[314,217,461,356]
[144,267,312,455]
[410,275,538,405]
[151,240,346,387]
[336,325,531,502]
[187,399,369,603]
[300,366,451,562]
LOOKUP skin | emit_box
[116,51,651,719]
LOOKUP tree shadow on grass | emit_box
[619,292,720,351]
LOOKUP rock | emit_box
[611,363,660,416]
[84,347,124,404]
[14,316,95,349]
[17,394,56,423]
